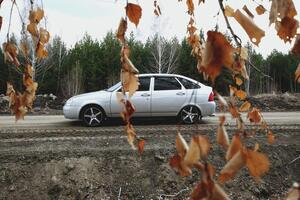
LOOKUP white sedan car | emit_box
[63,74,215,126]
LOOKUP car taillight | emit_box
[208,92,214,102]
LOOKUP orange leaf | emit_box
[295,63,300,84]
[247,108,262,124]
[186,0,194,15]
[235,77,243,86]
[239,101,251,112]
[244,149,270,180]
[116,18,127,44]
[169,154,192,176]
[126,3,142,27]
[176,132,189,158]
[29,7,44,23]
[217,123,230,149]
[184,136,201,166]
[292,35,300,55]
[137,139,145,156]
[200,31,235,81]
[276,17,299,43]
[2,42,20,67]
[216,92,228,111]
[268,130,275,144]
[256,5,266,15]
[225,134,243,161]
[235,89,247,100]
[269,0,297,25]
[219,151,246,184]
[126,123,136,149]
[242,5,254,18]
[285,182,300,200]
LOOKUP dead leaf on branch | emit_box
[154,0,162,16]
[29,7,44,24]
[267,130,275,144]
[116,18,127,44]
[247,108,262,124]
[199,31,235,81]
[217,115,230,149]
[2,42,20,67]
[126,3,142,27]
[6,83,27,121]
[291,35,300,55]
[276,17,299,43]
[239,101,251,112]
[269,0,297,25]
[256,5,266,15]
[225,133,243,161]
[186,0,194,15]
[242,5,254,19]
[295,63,300,84]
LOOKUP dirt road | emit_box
[0,113,299,200]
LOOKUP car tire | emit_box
[179,105,201,124]
[80,105,105,127]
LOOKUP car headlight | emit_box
[65,98,74,106]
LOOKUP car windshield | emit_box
[106,82,121,92]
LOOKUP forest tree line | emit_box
[0,31,299,97]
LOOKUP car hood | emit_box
[72,90,109,99]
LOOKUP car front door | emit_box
[110,76,152,117]
[151,76,187,116]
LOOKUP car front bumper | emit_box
[63,104,79,119]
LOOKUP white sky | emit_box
[0,0,300,57]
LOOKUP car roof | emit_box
[138,73,187,79]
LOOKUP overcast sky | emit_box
[1,0,300,57]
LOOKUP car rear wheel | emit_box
[180,105,201,124]
[81,105,104,127]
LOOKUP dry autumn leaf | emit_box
[256,5,266,15]
[116,18,127,44]
[126,3,142,27]
[235,77,243,86]
[186,0,194,15]
[29,7,44,23]
[285,182,300,200]
[276,17,299,43]
[126,123,137,149]
[219,151,246,184]
[295,63,300,84]
[2,42,20,67]
[6,83,27,121]
[200,31,235,81]
[247,108,262,124]
[269,0,297,25]
[268,130,275,144]
[225,134,243,161]
[217,116,230,149]
[235,89,247,100]
[291,34,300,55]
[244,148,270,180]
[137,139,145,156]
[242,5,254,19]
[239,101,251,112]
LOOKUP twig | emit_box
[118,187,122,200]
[288,155,300,165]
[158,187,190,199]
[247,60,273,80]
[218,0,241,48]
[6,0,15,41]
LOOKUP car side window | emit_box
[138,77,151,91]
[154,77,182,90]
[177,77,200,89]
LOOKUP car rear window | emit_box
[154,77,182,90]
[177,77,200,89]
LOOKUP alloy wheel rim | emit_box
[83,107,103,126]
[181,106,199,124]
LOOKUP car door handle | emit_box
[176,92,185,96]
[141,93,150,97]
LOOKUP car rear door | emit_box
[110,76,152,117]
[151,76,186,116]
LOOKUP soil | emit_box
[0,124,299,200]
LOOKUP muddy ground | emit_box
[0,124,299,200]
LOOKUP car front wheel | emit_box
[81,105,104,127]
[180,105,201,124]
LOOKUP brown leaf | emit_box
[20,40,30,58]
[176,132,189,158]
[285,182,300,200]
[233,9,265,46]
[169,154,192,176]
[235,89,247,100]
[121,70,139,97]
[247,108,262,124]
[6,83,27,121]
[268,130,275,144]
[126,123,137,149]
[126,3,142,27]
[235,77,243,86]
[217,119,230,149]
[199,31,235,81]
[244,149,270,180]
[269,0,297,25]
[219,151,246,184]
[137,139,145,156]
[239,101,251,112]
[224,5,235,17]
[276,17,299,43]
[116,18,127,44]
[225,134,243,161]
[2,42,20,67]
[228,101,240,119]
[186,0,194,15]
[29,7,44,23]
[242,5,254,18]
[256,5,266,15]
[216,92,228,111]
[27,22,39,38]
[291,35,300,55]
[184,136,201,166]
[295,63,300,84]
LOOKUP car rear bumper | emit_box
[200,101,216,117]
[63,105,79,119]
